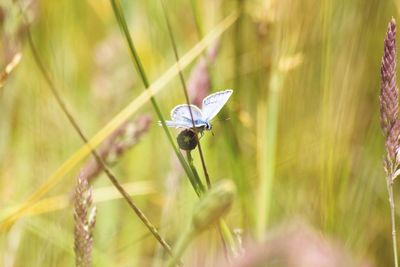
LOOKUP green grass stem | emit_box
[256,70,281,239]
[160,0,212,189]
[109,0,200,195]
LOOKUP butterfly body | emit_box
[160,89,233,132]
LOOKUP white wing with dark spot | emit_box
[201,89,233,121]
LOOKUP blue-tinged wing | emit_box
[170,104,204,123]
[201,89,233,121]
[158,120,193,129]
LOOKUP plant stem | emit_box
[256,70,281,239]
[190,0,203,39]
[109,0,199,195]
[233,0,244,91]
[160,0,212,189]
[387,172,399,267]
[219,220,238,256]
[166,227,196,267]
[186,151,205,195]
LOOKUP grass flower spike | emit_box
[380,17,400,267]
[380,18,400,181]
[74,172,96,267]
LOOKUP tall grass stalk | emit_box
[223,0,254,228]
[233,0,244,91]
[186,151,205,193]
[320,0,335,230]
[109,0,201,196]
[10,3,177,261]
[256,70,281,239]
[160,0,211,189]
[190,0,204,40]
[0,180,156,220]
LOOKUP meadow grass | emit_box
[0,0,399,266]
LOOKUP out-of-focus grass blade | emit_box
[256,70,280,238]
[256,54,303,238]
[0,11,238,231]
[23,217,111,266]
[0,180,156,220]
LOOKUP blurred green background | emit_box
[0,0,399,266]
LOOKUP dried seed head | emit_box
[74,172,96,267]
[192,180,236,233]
[177,129,198,151]
[380,18,399,136]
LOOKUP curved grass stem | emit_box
[109,0,199,196]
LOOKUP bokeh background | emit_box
[1,0,399,266]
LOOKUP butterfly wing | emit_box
[201,89,233,121]
[159,120,193,129]
[170,104,204,126]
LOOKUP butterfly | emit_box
[160,89,233,132]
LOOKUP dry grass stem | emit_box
[81,115,152,181]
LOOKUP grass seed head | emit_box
[380,18,399,137]
[192,180,236,233]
